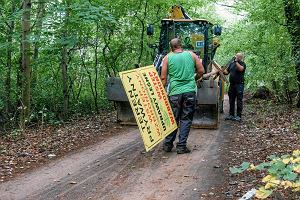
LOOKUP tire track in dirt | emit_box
[0,116,228,200]
[101,128,225,200]
[31,141,143,200]
[0,127,140,200]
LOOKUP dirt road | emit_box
[0,119,229,200]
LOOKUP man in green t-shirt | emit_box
[161,38,204,154]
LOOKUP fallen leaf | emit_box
[255,187,272,199]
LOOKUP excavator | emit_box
[106,5,224,129]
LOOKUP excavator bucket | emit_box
[192,79,220,129]
[193,104,219,129]
[106,77,136,125]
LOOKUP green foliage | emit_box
[292,120,300,132]
[229,162,250,174]
[1,0,298,128]
[7,129,23,140]
[216,0,298,100]
[230,150,300,199]
[0,0,218,128]
[255,161,272,170]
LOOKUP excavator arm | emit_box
[168,5,191,19]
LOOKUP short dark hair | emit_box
[170,38,182,51]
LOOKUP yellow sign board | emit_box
[119,65,177,152]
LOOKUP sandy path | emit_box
[0,112,229,200]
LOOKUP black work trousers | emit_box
[164,91,196,148]
[228,83,244,117]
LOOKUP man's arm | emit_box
[160,55,168,87]
[191,52,204,80]
[223,68,229,75]
[223,56,237,75]
[203,68,219,78]
[236,61,245,72]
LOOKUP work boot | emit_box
[225,115,235,121]
[176,147,191,154]
[163,144,173,152]
[234,116,242,122]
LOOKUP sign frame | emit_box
[119,65,177,151]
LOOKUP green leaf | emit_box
[241,162,251,170]
[229,167,243,174]
[268,160,286,175]
[256,162,272,171]
[255,187,273,199]
[229,162,250,174]
[267,155,277,160]
[283,171,298,181]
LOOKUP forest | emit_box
[0,0,299,131]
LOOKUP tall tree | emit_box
[60,0,71,119]
[5,0,16,114]
[217,0,299,104]
[20,0,32,128]
[0,0,217,128]
[283,0,300,107]
[33,0,45,60]
[135,0,148,65]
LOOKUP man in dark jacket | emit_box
[224,53,246,122]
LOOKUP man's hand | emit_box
[203,68,220,79]
[235,57,242,62]
[231,56,236,63]
[235,61,245,72]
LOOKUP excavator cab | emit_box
[152,17,222,128]
[155,19,219,72]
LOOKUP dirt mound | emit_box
[252,86,272,99]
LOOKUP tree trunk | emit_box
[20,0,32,129]
[30,0,46,106]
[80,54,97,111]
[283,0,300,107]
[137,0,148,64]
[33,0,45,60]
[5,0,16,115]
[60,1,70,119]
[93,23,100,112]
[60,46,69,118]
[102,35,113,76]
[284,76,292,104]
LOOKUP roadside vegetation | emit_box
[0,0,299,198]
[0,0,217,132]
[215,96,300,199]
[0,0,298,132]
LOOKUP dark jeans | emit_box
[164,91,196,148]
[228,83,244,117]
